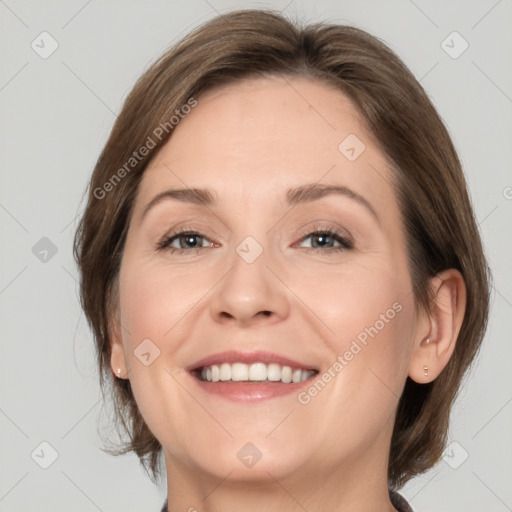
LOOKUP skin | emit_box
[110,76,466,512]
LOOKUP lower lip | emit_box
[189,372,317,402]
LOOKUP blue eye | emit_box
[297,229,352,252]
[157,226,353,255]
[157,230,213,253]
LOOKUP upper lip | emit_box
[186,350,319,372]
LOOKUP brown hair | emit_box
[73,8,491,489]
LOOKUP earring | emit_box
[423,365,428,376]
[425,338,431,344]
[117,368,121,377]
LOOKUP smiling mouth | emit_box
[191,362,319,384]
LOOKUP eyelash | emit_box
[156,224,353,255]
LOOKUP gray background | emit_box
[1,0,511,511]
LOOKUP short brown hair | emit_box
[73,8,491,489]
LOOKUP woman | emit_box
[74,9,490,512]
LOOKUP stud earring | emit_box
[117,368,121,377]
[425,338,431,344]
[423,365,428,376]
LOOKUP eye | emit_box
[295,227,353,253]
[157,229,215,254]
[156,225,353,255]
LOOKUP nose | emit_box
[208,241,290,327]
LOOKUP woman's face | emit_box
[112,76,422,485]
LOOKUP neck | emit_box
[163,435,397,512]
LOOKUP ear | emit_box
[409,269,467,383]
[109,305,128,380]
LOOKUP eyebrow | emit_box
[286,183,379,223]
[140,183,379,224]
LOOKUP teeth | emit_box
[250,362,267,381]
[199,362,316,383]
[220,362,231,381]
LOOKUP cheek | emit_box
[119,260,207,343]
[292,259,415,402]
[286,263,415,461]
[116,261,207,434]
[293,259,410,343]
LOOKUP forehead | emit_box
[136,75,396,218]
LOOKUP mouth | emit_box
[186,350,320,402]
[191,362,319,384]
